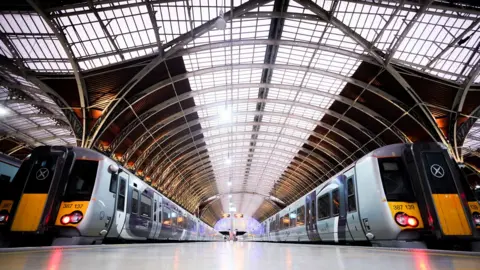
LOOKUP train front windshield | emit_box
[63,160,98,202]
[378,158,416,202]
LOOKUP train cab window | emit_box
[347,177,357,212]
[131,189,139,214]
[296,206,305,226]
[172,212,178,227]
[332,189,340,216]
[24,155,58,194]
[109,176,117,193]
[64,160,98,201]
[117,178,126,211]
[289,211,297,227]
[317,194,330,219]
[140,194,152,218]
[378,158,415,202]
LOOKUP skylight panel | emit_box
[282,19,327,43]
[392,11,479,82]
[303,73,346,94]
[271,69,306,86]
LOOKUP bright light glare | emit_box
[0,106,9,116]
[229,207,236,212]
[219,106,232,122]
[476,185,480,189]
[225,157,232,165]
[228,194,232,198]
[227,181,232,186]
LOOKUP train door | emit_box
[106,172,128,238]
[344,170,367,241]
[305,191,321,241]
[153,196,162,239]
[334,175,353,242]
[149,194,160,240]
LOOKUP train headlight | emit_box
[395,212,419,228]
[60,211,84,225]
[0,211,9,223]
[473,212,480,226]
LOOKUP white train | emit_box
[0,146,222,246]
[247,143,480,250]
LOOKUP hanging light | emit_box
[215,9,226,30]
[225,157,232,165]
[227,181,232,186]
[228,194,232,198]
[0,105,9,117]
[219,106,232,122]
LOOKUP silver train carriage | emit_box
[0,146,222,245]
[246,143,480,249]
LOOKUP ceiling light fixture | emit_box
[0,105,9,117]
[225,157,232,165]
[219,106,232,122]
[227,181,232,186]
[228,194,232,198]
[215,9,226,30]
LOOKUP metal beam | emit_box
[27,0,89,147]
[450,50,480,160]
[145,0,162,51]
[87,0,125,61]
[87,0,273,148]
[424,18,480,71]
[385,0,434,65]
[118,81,404,165]
[132,119,355,170]
[295,0,449,151]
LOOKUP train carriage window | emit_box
[131,189,139,214]
[109,176,117,193]
[378,158,415,202]
[332,189,340,216]
[282,213,290,229]
[154,201,157,222]
[162,208,171,226]
[317,194,330,219]
[347,177,357,212]
[296,206,305,226]
[289,211,297,227]
[117,178,126,211]
[64,160,98,201]
[140,194,152,218]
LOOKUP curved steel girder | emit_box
[0,99,67,120]
[155,138,331,188]
[6,124,71,136]
[172,39,375,64]
[144,128,342,174]
[2,113,67,123]
[167,155,321,194]
[294,0,448,150]
[133,119,354,170]
[451,56,480,161]
[122,99,382,171]
[157,144,328,199]
[166,163,314,204]
[136,98,382,171]
[86,0,273,148]
[122,82,407,164]
[104,61,409,150]
[150,136,334,181]
[27,0,89,146]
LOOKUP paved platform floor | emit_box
[0,242,479,270]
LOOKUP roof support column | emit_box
[27,0,89,147]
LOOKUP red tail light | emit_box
[407,217,418,227]
[395,212,419,228]
[61,215,71,225]
[60,211,83,225]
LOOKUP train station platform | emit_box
[1,242,479,270]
